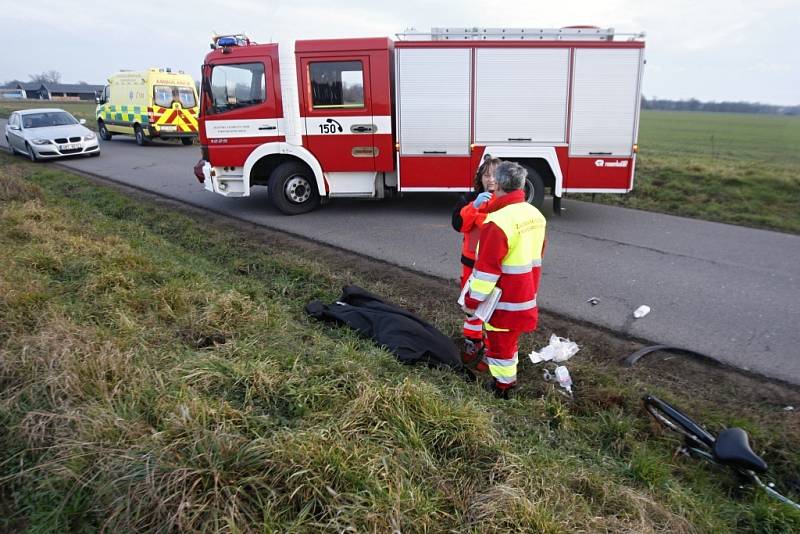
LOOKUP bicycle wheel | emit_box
[643,394,717,450]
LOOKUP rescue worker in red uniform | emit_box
[461,161,547,398]
[451,156,501,364]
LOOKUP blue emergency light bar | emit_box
[217,37,238,47]
[211,34,252,50]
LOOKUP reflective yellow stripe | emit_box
[487,354,518,380]
[470,278,495,300]
[484,322,510,332]
[495,374,517,385]
[153,105,199,132]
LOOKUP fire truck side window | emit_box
[208,63,266,114]
[309,61,364,109]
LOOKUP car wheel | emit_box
[181,137,194,146]
[25,143,38,163]
[521,165,546,209]
[134,124,149,146]
[268,161,321,215]
[98,121,112,141]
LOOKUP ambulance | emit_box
[194,28,646,214]
[96,68,199,146]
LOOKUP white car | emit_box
[5,108,100,161]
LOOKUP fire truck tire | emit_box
[522,165,545,209]
[268,161,321,215]
[181,137,194,146]
[98,121,112,141]
[134,124,149,146]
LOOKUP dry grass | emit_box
[1,153,799,532]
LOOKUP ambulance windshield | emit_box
[154,86,197,108]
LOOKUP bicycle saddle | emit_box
[712,427,767,473]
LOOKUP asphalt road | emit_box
[3,123,799,384]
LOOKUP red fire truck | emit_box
[194,27,645,215]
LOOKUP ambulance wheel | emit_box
[268,161,320,215]
[134,124,149,146]
[522,165,545,209]
[181,137,194,146]
[98,121,112,141]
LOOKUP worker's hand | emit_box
[472,192,493,208]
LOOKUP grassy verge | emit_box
[574,111,800,234]
[0,100,97,130]
[1,152,799,532]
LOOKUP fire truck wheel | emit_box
[98,121,112,141]
[522,165,545,209]
[134,125,149,146]
[268,161,321,215]
[181,137,194,146]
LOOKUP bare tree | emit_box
[2,79,25,88]
[29,70,62,84]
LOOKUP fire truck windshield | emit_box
[207,62,266,114]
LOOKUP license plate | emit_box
[160,125,177,132]
[60,143,81,150]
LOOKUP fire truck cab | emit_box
[195,28,645,215]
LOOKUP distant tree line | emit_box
[642,96,799,116]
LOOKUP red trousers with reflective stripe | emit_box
[461,265,483,340]
[484,329,520,389]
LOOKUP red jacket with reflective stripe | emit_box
[464,190,546,331]
[452,193,495,267]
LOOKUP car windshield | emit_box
[154,85,197,108]
[21,111,78,129]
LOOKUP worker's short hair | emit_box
[495,161,527,192]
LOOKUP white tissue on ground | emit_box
[529,334,580,364]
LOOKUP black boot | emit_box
[485,379,514,400]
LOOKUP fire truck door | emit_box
[202,57,280,167]
[301,56,376,172]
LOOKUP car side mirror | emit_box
[95,97,101,104]
[79,119,87,125]
[10,125,21,131]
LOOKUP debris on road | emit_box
[633,305,651,318]
[529,334,580,364]
[543,365,574,396]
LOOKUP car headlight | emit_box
[31,139,52,145]
[85,133,96,140]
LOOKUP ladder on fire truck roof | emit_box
[396,27,645,41]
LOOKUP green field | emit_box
[2,153,799,532]
[0,100,97,130]
[579,110,800,233]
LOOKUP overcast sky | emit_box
[4,0,798,105]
